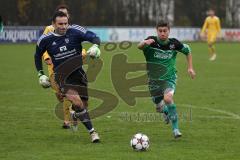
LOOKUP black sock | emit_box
[72,105,94,133]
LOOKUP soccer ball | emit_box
[130,133,150,151]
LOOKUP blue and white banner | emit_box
[0,26,43,43]
[1,26,240,43]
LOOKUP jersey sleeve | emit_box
[43,25,54,34]
[42,25,53,61]
[145,36,155,40]
[173,39,191,55]
[71,25,101,45]
[82,49,88,64]
[142,36,155,51]
[42,52,51,61]
[34,35,47,72]
[179,44,191,55]
[216,17,221,34]
[83,30,101,45]
[142,45,151,52]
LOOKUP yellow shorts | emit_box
[207,33,217,44]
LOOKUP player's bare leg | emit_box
[50,74,71,129]
[65,89,100,143]
[208,42,216,61]
[156,100,170,124]
[54,92,71,129]
[70,99,89,131]
[164,89,182,138]
[62,97,72,129]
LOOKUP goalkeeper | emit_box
[42,4,89,129]
[35,11,101,143]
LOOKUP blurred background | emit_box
[0,0,240,42]
[1,0,240,27]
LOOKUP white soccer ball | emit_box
[130,133,150,151]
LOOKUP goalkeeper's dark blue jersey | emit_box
[34,24,99,72]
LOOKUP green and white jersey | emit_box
[142,36,191,80]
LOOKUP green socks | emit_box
[166,104,179,130]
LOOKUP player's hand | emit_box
[144,39,155,45]
[200,33,205,40]
[44,58,53,65]
[39,74,51,88]
[87,44,101,59]
[217,33,222,41]
[188,68,196,79]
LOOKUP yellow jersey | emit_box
[201,16,221,35]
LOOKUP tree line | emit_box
[0,0,237,27]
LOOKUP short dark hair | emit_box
[52,11,68,22]
[156,20,170,29]
[55,4,69,12]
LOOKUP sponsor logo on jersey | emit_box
[65,38,69,43]
[154,50,173,59]
[52,41,56,46]
[59,46,67,52]
[169,44,175,50]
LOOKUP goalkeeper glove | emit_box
[87,44,101,59]
[38,71,51,88]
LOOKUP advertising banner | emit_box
[1,26,240,43]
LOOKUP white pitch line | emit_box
[179,104,240,120]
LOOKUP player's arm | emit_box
[200,18,208,37]
[42,52,52,65]
[186,53,195,79]
[72,25,101,59]
[81,49,88,64]
[177,42,196,79]
[85,31,101,46]
[216,18,222,37]
[43,25,53,34]
[83,29,101,59]
[137,39,155,50]
[137,36,155,50]
[42,26,53,65]
[34,38,51,88]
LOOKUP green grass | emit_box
[0,42,240,160]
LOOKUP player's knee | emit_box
[66,89,79,102]
[164,93,173,104]
[82,100,88,108]
[208,41,215,47]
[66,94,80,104]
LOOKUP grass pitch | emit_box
[0,42,240,160]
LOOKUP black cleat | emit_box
[62,122,71,129]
